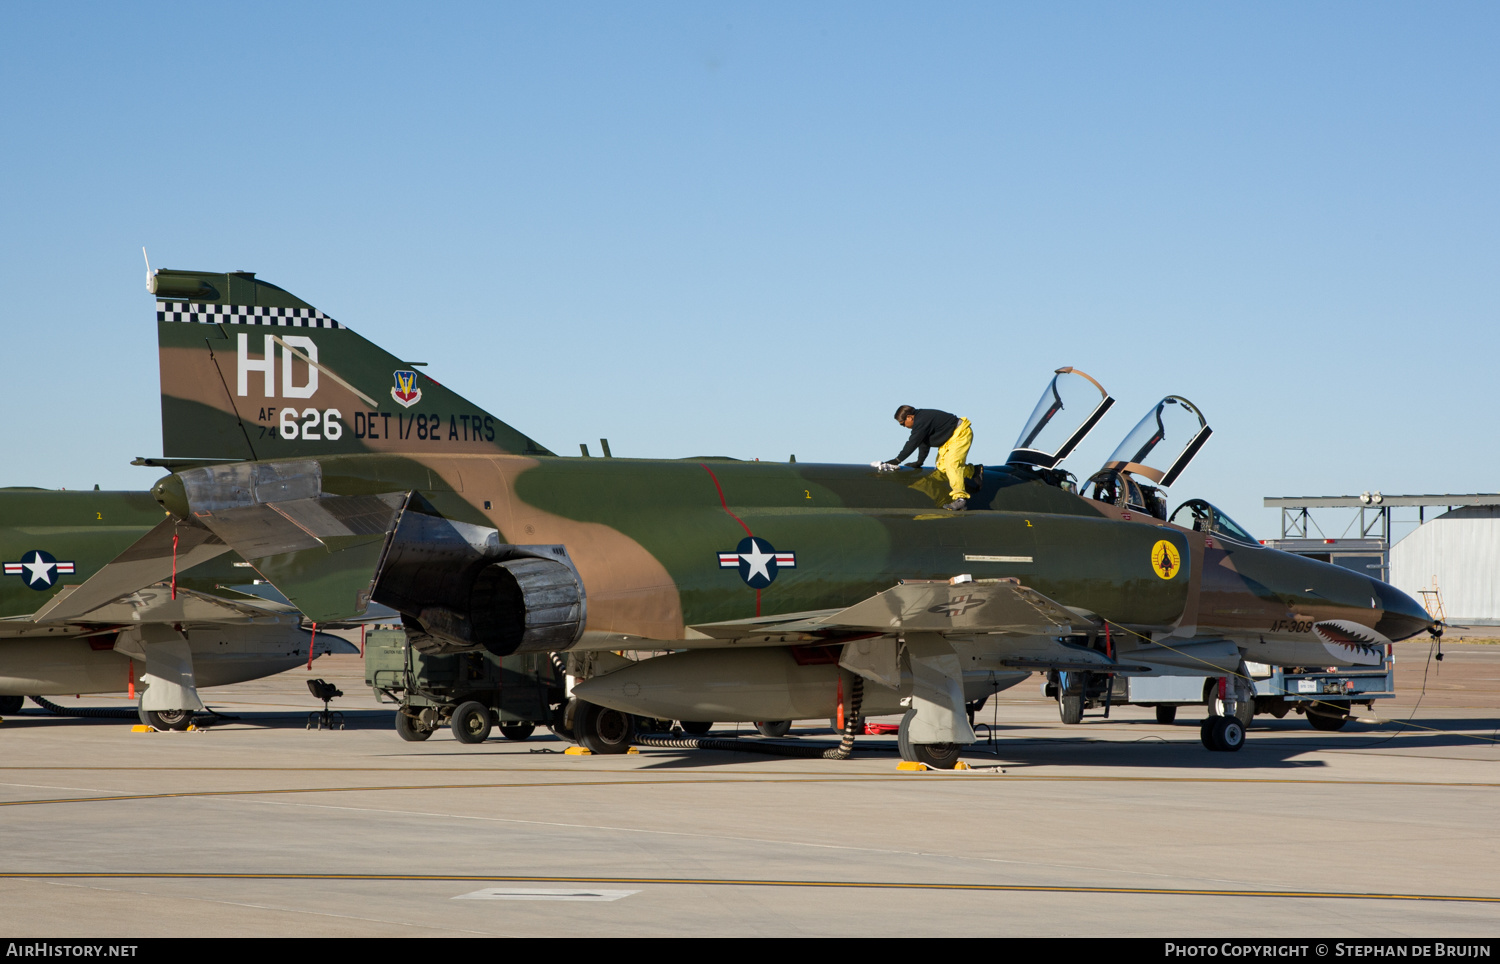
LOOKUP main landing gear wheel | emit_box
[1155,705,1177,725]
[1058,694,1083,725]
[755,721,792,738]
[0,695,22,715]
[498,722,536,741]
[679,720,712,736]
[1056,671,1084,724]
[143,708,194,731]
[450,701,493,744]
[1200,716,1245,752]
[577,700,636,754]
[897,708,963,769]
[395,711,433,742]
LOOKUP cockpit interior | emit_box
[1083,395,1212,520]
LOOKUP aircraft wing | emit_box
[684,579,1236,675]
[687,578,1078,642]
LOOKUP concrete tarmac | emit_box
[1,640,1497,937]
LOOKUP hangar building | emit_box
[1264,493,1500,627]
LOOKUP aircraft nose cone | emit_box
[1371,579,1434,641]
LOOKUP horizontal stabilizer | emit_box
[193,492,406,558]
[191,492,409,624]
[48,584,290,625]
[34,519,231,623]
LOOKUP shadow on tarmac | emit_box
[6,705,1495,771]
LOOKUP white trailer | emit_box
[1045,650,1396,730]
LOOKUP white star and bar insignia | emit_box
[717,536,796,589]
[3,550,76,590]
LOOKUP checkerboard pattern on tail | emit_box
[156,301,343,328]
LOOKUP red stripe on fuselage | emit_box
[701,464,759,616]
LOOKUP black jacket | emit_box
[890,409,960,466]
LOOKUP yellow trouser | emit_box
[934,418,973,500]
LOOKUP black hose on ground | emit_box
[28,695,138,720]
[633,677,865,760]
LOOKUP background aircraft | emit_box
[0,486,354,728]
[52,268,1432,762]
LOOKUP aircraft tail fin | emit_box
[152,269,552,462]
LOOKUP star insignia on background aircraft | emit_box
[391,370,422,408]
[717,537,796,589]
[3,550,76,590]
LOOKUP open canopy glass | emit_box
[1007,367,1114,468]
[1099,395,1211,488]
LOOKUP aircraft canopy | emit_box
[1007,367,1114,468]
[1099,395,1211,487]
[1169,498,1258,545]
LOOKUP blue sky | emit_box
[2,2,1496,539]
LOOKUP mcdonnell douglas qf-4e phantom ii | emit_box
[0,487,355,729]
[52,268,1433,764]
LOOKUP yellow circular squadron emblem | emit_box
[1151,540,1182,580]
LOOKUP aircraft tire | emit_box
[1058,694,1083,725]
[755,721,793,738]
[912,742,962,768]
[1307,704,1350,731]
[1155,705,1177,725]
[577,700,635,754]
[394,711,432,742]
[145,709,194,731]
[0,695,22,715]
[1199,718,1216,749]
[897,708,962,769]
[1208,716,1245,752]
[450,701,492,744]
[679,720,712,735]
[498,722,536,741]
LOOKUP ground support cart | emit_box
[364,628,567,744]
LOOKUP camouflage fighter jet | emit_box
[54,268,1433,763]
[0,486,355,728]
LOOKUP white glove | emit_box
[873,462,899,472]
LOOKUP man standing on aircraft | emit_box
[876,405,976,510]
